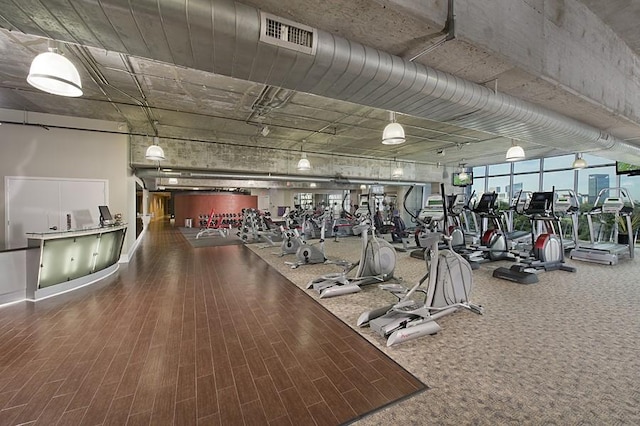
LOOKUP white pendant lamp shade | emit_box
[145,136,165,161]
[145,145,165,161]
[458,170,468,180]
[505,143,525,162]
[297,152,311,170]
[382,122,406,145]
[27,51,83,97]
[572,154,587,169]
[392,166,404,178]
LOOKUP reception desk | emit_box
[26,225,127,300]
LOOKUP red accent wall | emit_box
[174,193,257,226]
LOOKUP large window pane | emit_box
[488,163,511,176]
[620,175,640,204]
[543,154,575,171]
[471,177,486,198]
[513,159,540,174]
[577,166,616,204]
[576,165,616,240]
[582,154,615,167]
[487,175,511,207]
[473,165,487,177]
[543,170,575,191]
[511,173,540,194]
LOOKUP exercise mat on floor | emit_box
[178,227,245,247]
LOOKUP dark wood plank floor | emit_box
[0,221,425,425]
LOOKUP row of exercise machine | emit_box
[264,184,485,346]
[402,186,635,278]
[191,185,634,346]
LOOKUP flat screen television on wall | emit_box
[615,161,640,176]
[452,171,473,187]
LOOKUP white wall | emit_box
[0,109,133,254]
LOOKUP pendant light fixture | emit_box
[458,163,468,181]
[145,136,166,161]
[392,167,404,178]
[296,141,311,171]
[505,139,525,162]
[382,111,406,145]
[572,153,587,169]
[391,157,404,178]
[27,42,83,97]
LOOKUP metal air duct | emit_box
[2,0,640,162]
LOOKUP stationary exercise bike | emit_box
[357,184,484,346]
[286,206,344,269]
[306,207,397,298]
[277,207,304,255]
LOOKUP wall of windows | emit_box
[469,153,636,202]
[577,166,616,204]
[470,153,640,243]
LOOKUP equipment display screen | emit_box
[616,161,640,175]
[452,171,473,186]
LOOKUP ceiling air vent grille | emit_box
[260,13,317,55]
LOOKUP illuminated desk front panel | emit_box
[26,225,126,300]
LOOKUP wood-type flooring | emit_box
[0,222,425,425]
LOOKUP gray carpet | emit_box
[246,237,640,425]
[178,226,245,247]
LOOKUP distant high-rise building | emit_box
[588,174,609,203]
[507,182,523,196]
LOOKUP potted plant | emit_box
[616,213,640,245]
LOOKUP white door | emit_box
[7,178,60,248]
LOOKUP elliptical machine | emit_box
[493,188,576,284]
[357,184,484,346]
[470,192,518,262]
[306,205,397,298]
[409,194,446,260]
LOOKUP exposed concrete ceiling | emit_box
[0,0,639,190]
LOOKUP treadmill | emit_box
[569,187,635,265]
[553,189,580,251]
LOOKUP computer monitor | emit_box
[99,205,113,226]
[474,192,497,212]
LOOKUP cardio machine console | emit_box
[554,197,572,214]
[448,194,466,215]
[526,192,554,215]
[418,197,444,222]
[601,197,623,213]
